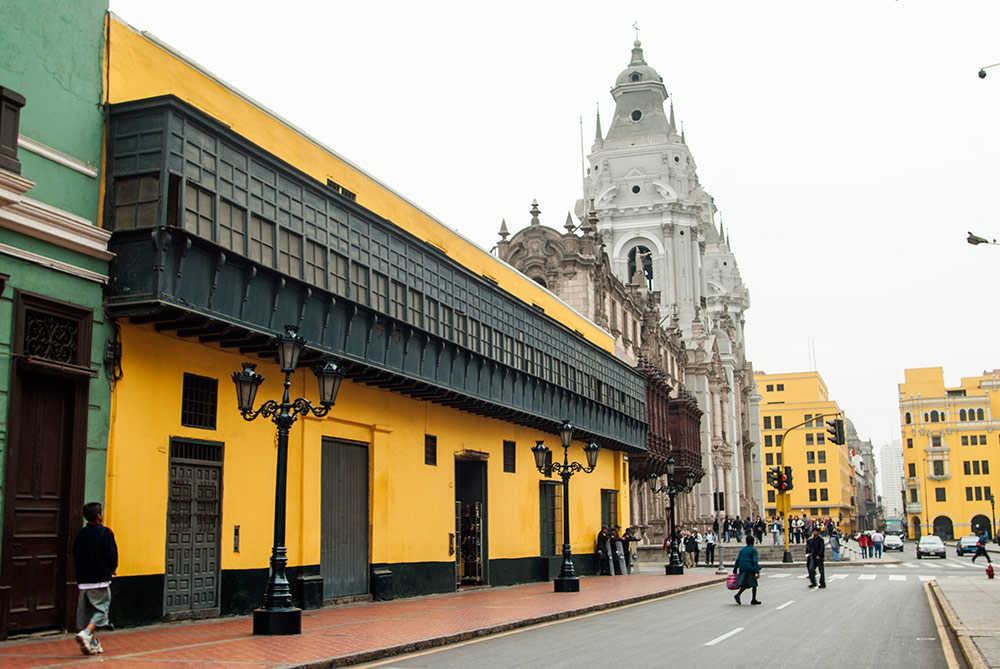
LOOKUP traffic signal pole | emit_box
[777,412,843,563]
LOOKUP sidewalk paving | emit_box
[0,569,724,668]
[931,574,1000,669]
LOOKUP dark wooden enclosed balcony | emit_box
[104,96,648,451]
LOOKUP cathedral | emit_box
[499,40,762,543]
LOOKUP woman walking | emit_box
[732,535,761,605]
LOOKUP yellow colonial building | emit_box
[755,371,855,531]
[899,367,1000,541]
[99,14,647,627]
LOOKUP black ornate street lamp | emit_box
[648,456,697,575]
[991,494,997,545]
[232,324,346,635]
[531,421,600,592]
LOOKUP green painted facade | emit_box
[0,1,112,636]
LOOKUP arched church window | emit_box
[978,408,985,421]
[960,409,967,421]
[627,245,654,291]
[930,410,939,423]
[905,412,912,424]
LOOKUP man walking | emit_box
[72,502,118,655]
[972,532,993,564]
[806,527,826,589]
[871,529,884,559]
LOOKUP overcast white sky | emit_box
[109,0,1000,449]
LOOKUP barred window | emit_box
[425,434,437,466]
[304,239,326,288]
[503,440,516,473]
[248,215,275,267]
[278,228,302,277]
[391,281,406,320]
[114,175,160,230]
[181,373,217,429]
[539,482,562,556]
[184,184,214,238]
[218,200,246,254]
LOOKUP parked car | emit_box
[956,535,981,556]
[917,535,946,559]
[883,534,905,551]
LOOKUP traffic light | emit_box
[826,418,846,445]
[767,466,781,489]
[781,465,794,492]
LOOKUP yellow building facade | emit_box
[755,372,855,531]
[100,15,646,626]
[899,367,1000,541]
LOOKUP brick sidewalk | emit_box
[0,570,723,668]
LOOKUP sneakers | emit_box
[75,629,103,655]
[750,600,762,605]
[75,629,92,655]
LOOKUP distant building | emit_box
[899,367,1000,540]
[502,39,762,537]
[846,420,878,531]
[880,440,905,520]
[755,371,856,531]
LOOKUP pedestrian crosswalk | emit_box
[765,573,937,582]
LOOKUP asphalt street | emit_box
[362,561,955,669]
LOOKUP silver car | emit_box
[917,535,946,559]
[883,534,904,551]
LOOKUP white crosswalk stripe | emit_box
[829,574,848,580]
[859,574,876,580]
[884,564,899,569]
[902,562,918,568]
[768,573,792,579]
[944,561,967,569]
[889,575,907,581]
[797,574,809,579]
[919,575,936,581]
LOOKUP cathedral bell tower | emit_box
[581,40,716,337]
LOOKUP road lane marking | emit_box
[889,575,907,581]
[923,562,942,569]
[919,575,936,581]
[902,562,918,568]
[775,600,794,610]
[884,564,899,568]
[797,574,809,579]
[768,573,792,578]
[859,574,876,580]
[705,627,744,646]
[944,562,966,569]
[829,574,848,580]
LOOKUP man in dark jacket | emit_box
[806,527,826,589]
[972,532,993,564]
[72,502,118,655]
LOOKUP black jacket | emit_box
[805,535,825,562]
[73,523,118,584]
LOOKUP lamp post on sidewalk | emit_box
[232,324,346,635]
[531,422,600,592]
[648,456,697,575]
[991,494,997,545]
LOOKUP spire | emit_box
[681,121,686,144]
[498,219,509,241]
[529,199,541,226]
[595,103,603,141]
[630,39,646,66]
[718,215,725,240]
[669,99,676,131]
[564,212,576,233]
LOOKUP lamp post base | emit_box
[253,607,302,635]
[665,564,685,575]
[782,550,793,563]
[554,577,580,592]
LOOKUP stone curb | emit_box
[294,576,727,668]
[928,580,989,669]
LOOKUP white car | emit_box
[917,535,946,559]
[883,534,904,551]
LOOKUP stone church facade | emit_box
[499,40,763,543]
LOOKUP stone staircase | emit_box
[637,539,844,565]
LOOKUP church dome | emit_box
[614,41,664,87]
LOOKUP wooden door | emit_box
[320,438,369,599]
[4,373,75,633]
